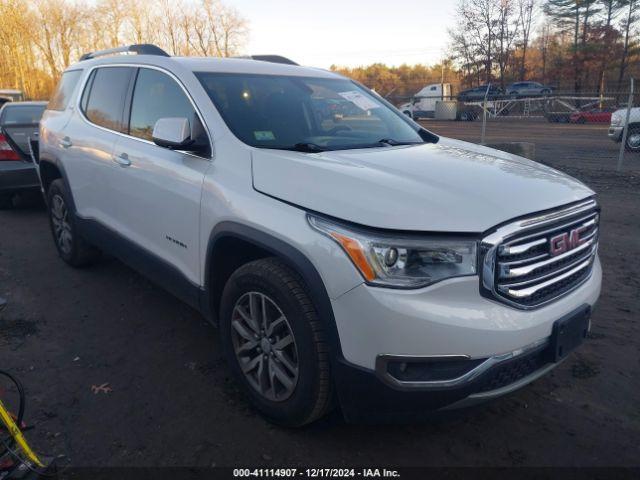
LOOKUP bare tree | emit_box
[496,0,520,88]
[202,0,249,57]
[518,0,537,79]
[617,0,639,84]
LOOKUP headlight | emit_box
[611,115,621,126]
[308,215,477,288]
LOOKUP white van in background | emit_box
[399,83,452,119]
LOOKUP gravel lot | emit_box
[1,119,639,469]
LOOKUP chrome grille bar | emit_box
[498,258,593,299]
[481,198,599,309]
[500,244,597,287]
[500,237,596,279]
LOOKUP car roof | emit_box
[67,55,342,80]
[0,101,47,108]
[0,101,47,115]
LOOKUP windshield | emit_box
[195,72,428,151]
[1,105,45,125]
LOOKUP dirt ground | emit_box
[0,119,639,469]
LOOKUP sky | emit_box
[231,0,457,68]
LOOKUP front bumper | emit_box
[608,126,623,142]
[0,161,39,194]
[331,256,601,419]
[335,335,565,422]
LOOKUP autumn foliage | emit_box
[0,0,247,100]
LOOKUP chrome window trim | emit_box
[481,198,599,310]
[75,63,213,161]
[375,337,548,391]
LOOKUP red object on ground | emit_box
[569,110,613,124]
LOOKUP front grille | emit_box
[482,199,599,309]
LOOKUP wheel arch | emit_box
[38,157,77,211]
[203,222,343,360]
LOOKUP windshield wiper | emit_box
[290,142,328,153]
[377,138,424,147]
[258,143,329,153]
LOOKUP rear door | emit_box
[110,67,211,285]
[39,69,83,171]
[526,82,538,95]
[65,66,134,224]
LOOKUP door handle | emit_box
[114,152,131,167]
[59,137,72,149]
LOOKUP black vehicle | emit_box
[457,85,503,102]
[0,101,46,208]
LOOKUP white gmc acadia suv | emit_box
[38,44,602,425]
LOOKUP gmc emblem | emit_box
[550,226,588,256]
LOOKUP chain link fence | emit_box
[388,80,638,175]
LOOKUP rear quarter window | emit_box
[48,70,82,111]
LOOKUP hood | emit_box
[251,137,594,233]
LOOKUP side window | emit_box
[80,70,96,113]
[128,69,197,142]
[82,67,133,132]
[48,70,82,111]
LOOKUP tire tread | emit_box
[224,257,333,426]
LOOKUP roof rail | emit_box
[79,44,170,62]
[234,55,298,66]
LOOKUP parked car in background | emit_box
[457,85,503,102]
[39,44,601,425]
[609,107,640,152]
[569,108,614,124]
[0,89,24,107]
[0,101,47,208]
[507,82,553,97]
[456,106,481,121]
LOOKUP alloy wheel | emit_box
[51,194,72,255]
[231,292,299,402]
[627,131,640,151]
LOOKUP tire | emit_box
[46,179,99,267]
[402,110,412,117]
[220,257,333,426]
[542,89,552,95]
[625,127,640,152]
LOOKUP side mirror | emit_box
[152,117,194,150]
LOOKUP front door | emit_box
[110,67,211,285]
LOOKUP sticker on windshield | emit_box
[254,131,275,141]
[337,91,380,111]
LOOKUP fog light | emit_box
[386,358,486,382]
